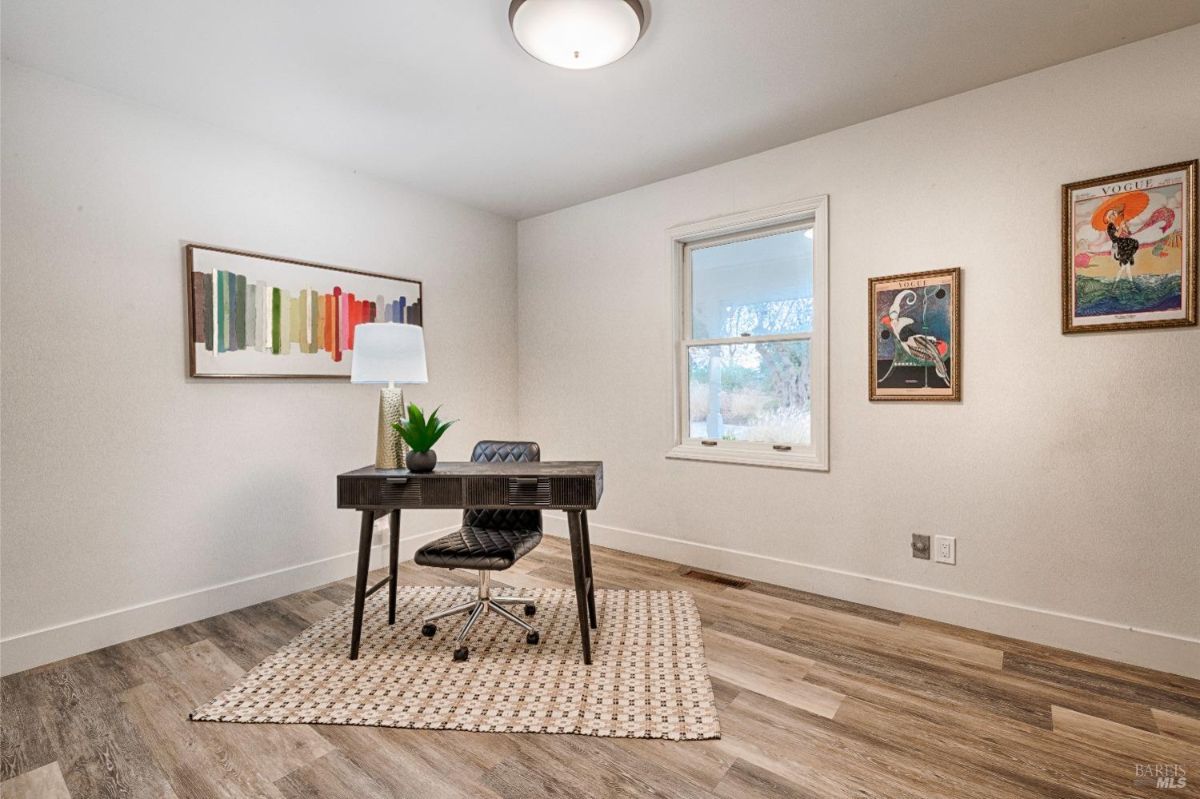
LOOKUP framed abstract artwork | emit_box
[869,268,961,401]
[1062,160,1197,333]
[185,244,423,378]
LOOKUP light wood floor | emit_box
[3,536,1198,798]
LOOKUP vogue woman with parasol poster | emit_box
[1061,160,1197,333]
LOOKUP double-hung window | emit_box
[668,197,828,470]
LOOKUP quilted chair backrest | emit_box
[464,441,543,533]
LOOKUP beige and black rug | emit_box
[191,586,720,740]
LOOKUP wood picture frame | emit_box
[869,267,961,401]
[1061,160,1197,334]
[185,244,423,378]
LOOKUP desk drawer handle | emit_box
[386,477,409,484]
[700,440,718,447]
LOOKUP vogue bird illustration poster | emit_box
[1062,160,1197,333]
[869,268,961,401]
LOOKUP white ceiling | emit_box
[4,1,1199,219]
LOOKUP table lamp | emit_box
[350,323,428,469]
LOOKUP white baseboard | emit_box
[544,519,1200,679]
[0,523,454,677]
[8,516,1194,680]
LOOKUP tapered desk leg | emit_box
[567,510,592,664]
[349,510,374,660]
[388,510,400,625]
[580,510,597,629]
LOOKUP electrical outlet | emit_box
[911,534,930,560]
[934,535,956,565]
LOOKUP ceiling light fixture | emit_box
[508,0,646,70]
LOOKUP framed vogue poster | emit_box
[1062,160,1197,333]
[869,268,961,401]
[185,244,423,378]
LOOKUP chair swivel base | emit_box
[420,571,539,661]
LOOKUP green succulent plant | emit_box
[391,403,455,453]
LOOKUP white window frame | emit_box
[666,196,829,471]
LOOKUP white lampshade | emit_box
[509,0,645,70]
[350,323,428,385]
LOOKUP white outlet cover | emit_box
[934,535,956,565]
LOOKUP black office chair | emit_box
[414,441,542,661]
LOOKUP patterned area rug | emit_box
[191,586,720,740]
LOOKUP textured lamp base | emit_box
[376,387,407,469]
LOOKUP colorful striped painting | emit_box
[186,245,422,378]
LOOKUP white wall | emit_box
[0,64,519,674]
[517,26,1200,677]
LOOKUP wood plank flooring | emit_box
[2,536,1197,798]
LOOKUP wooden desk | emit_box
[337,461,603,663]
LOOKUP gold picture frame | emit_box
[869,267,961,401]
[1061,160,1197,334]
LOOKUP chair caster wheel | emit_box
[453,646,469,661]
[421,623,437,637]
[523,604,536,617]
[526,631,540,645]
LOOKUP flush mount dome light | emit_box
[509,0,646,70]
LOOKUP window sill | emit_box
[666,444,828,471]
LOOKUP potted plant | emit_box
[392,403,455,473]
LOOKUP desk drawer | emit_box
[508,476,551,506]
[379,478,422,505]
[338,476,464,508]
[465,477,560,507]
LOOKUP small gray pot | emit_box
[406,449,437,473]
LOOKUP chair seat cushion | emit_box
[414,525,543,571]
